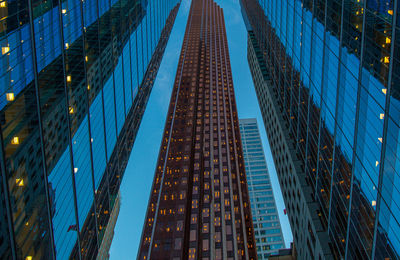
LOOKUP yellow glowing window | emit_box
[11,136,19,145]
[388,9,393,15]
[376,161,379,167]
[382,88,387,94]
[25,257,32,260]
[0,2,6,7]
[384,56,390,63]
[386,37,391,44]
[69,106,74,114]
[16,178,24,187]
[67,75,71,82]
[2,46,9,55]
[85,56,88,62]
[372,200,376,206]
[380,113,384,119]
[6,93,15,101]
[378,137,383,143]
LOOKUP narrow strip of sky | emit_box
[110,0,292,258]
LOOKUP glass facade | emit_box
[0,0,179,258]
[239,118,285,259]
[241,0,400,258]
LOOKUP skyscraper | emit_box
[138,0,257,259]
[239,118,285,258]
[0,0,179,258]
[241,0,400,258]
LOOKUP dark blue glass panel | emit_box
[72,116,94,230]
[89,93,107,189]
[103,77,117,161]
[115,56,125,134]
[48,148,78,259]
[123,43,133,114]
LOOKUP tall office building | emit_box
[241,0,400,258]
[0,0,179,258]
[239,118,285,258]
[138,0,257,259]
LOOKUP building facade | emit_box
[241,0,400,258]
[0,0,179,258]
[138,0,257,259]
[96,192,120,260]
[239,118,285,258]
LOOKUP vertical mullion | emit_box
[56,0,83,257]
[26,0,58,259]
[344,0,368,255]
[79,0,101,252]
[371,1,398,258]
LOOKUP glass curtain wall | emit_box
[0,0,180,258]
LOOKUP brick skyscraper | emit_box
[138,0,257,259]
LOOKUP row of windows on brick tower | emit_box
[0,0,180,258]
[241,0,400,258]
[137,0,258,259]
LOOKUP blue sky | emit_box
[109,0,293,258]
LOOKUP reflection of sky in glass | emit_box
[39,0,179,256]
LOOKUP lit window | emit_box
[378,137,383,143]
[372,200,376,206]
[11,136,19,145]
[16,179,24,186]
[67,75,71,82]
[384,56,390,63]
[6,93,14,101]
[74,168,78,173]
[69,106,74,114]
[382,88,387,94]
[376,161,379,167]
[2,46,9,55]
[25,257,32,260]
[388,9,393,15]
[380,113,384,119]
[386,37,391,44]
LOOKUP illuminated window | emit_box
[6,93,14,101]
[16,179,24,187]
[380,113,384,119]
[382,88,387,94]
[67,75,72,82]
[372,200,376,206]
[74,167,78,173]
[11,136,19,145]
[2,46,9,55]
[384,56,390,63]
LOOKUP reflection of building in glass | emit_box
[241,0,400,258]
[239,118,285,258]
[0,0,180,258]
[96,192,120,260]
[138,0,257,258]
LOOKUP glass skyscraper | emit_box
[239,118,285,259]
[0,0,179,258]
[241,0,400,258]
